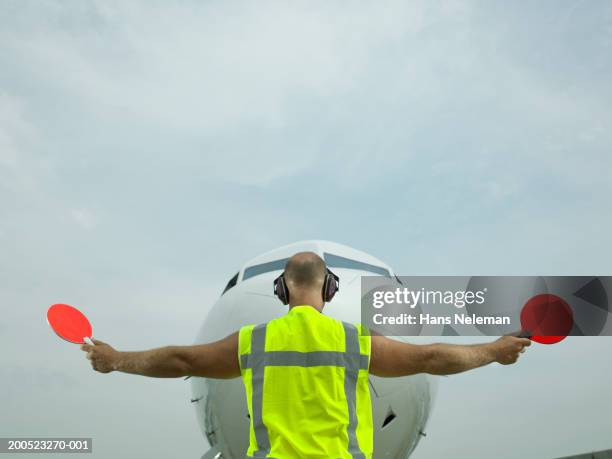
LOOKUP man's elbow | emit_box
[170,346,196,377]
[414,344,444,376]
[371,346,431,377]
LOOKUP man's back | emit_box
[238,305,373,459]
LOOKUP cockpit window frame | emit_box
[323,252,390,276]
[242,257,290,281]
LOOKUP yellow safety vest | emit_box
[238,305,373,459]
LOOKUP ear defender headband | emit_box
[273,268,340,305]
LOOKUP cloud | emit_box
[2,0,610,195]
[0,365,78,395]
[0,1,473,188]
[0,92,44,194]
[70,208,98,230]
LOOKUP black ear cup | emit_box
[322,269,340,302]
[274,274,290,305]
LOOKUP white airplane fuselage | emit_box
[191,241,437,458]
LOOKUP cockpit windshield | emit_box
[222,252,389,296]
[222,272,239,295]
[242,258,290,281]
[240,253,390,284]
[323,253,390,276]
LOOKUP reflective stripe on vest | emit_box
[239,312,371,459]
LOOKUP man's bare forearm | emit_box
[113,346,192,378]
[421,342,496,375]
[370,335,530,377]
[82,333,241,379]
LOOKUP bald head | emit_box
[284,252,326,291]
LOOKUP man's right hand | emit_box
[81,339,118,373]
[490,336,532,365]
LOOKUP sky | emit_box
[0,0,611,458]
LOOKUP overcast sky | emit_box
[1,1,611,458]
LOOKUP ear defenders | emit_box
[273,268,340,305]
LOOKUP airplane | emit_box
[190,240,437,459]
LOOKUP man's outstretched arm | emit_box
[80,333,241,379]
[370,335,531,377]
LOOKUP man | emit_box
[82,252,530,458]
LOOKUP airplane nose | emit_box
[369,374,432,458]
[192,377,250,458]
